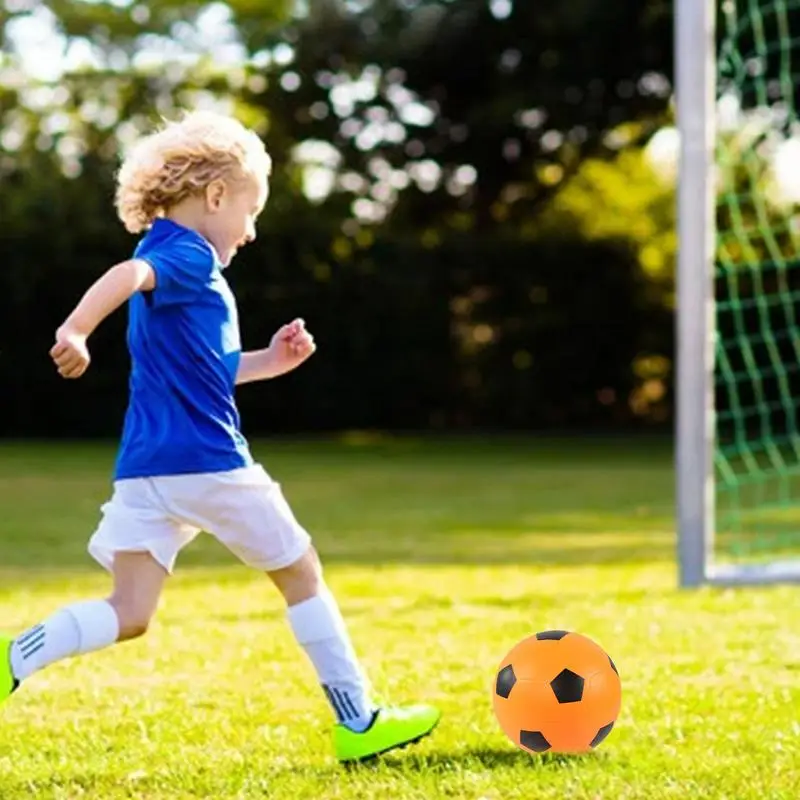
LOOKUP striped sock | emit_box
[287,587,376,732]
[10,601,119,682]
[322,684,378,731]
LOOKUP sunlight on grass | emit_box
[0,438,798,799]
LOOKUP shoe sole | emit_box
[340,715,441,765]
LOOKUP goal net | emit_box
[679,0,800,584]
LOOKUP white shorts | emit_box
[88,464,312,574]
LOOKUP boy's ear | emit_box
[205,179,226,212]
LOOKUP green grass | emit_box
[0,436,798,799]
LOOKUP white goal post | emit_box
[675,0,716,588]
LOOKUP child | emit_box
[0,111,439,763]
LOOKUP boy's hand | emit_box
[50,326,91,379]
[268,318,316,371]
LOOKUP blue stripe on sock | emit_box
[339,690,359,720]
[17,625,44,646]
[323,684,347,722]
[20,629,44,648]
[332,688,354,721]
[20,631,45,658]
[20,640,45,660]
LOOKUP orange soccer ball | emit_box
[492,630,622,754]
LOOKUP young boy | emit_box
[0,111,439,763]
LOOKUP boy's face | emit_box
[204,173,269,267]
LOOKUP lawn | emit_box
[0,436,797,799]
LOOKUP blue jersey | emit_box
[114,218,253,480]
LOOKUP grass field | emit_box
[0,436,798,799]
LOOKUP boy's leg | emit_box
[1,552,167,700]
[269,547,440,762]
[178,465,440,761]
[269,546,375,730]
[106,551,169,640]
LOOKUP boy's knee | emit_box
[106,551,165,641]
[119,616,151,641]
[268,546,323,605]
[107,599,153,641]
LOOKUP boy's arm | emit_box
[60,259,155,336]
[237,348,300,384]
[236,319,316,385]
[51,259,155,379]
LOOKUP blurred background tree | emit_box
[0,0,678,437]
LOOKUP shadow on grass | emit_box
[285,745,604,779]
[262,745,606,781]
[381,745,602,770]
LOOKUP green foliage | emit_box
[541,146,675,277]
[0,1,676,433]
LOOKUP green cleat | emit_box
[333,704,441,763]
[0,637,18,703]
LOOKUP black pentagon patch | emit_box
[519,729,551,752]
[495,664,516,699]
[550,668,584,703]
[536,630,569,641]
[608,656,618,675]
[590,721,615,748]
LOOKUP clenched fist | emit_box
[268,318,316,372]
[50,326,91,379]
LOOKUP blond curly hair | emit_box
[115,111,272,234]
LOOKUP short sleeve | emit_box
[139,233,216,308]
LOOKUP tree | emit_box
[0,0,679,435]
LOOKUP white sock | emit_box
[287,586,376,732]
[10,600,120,682]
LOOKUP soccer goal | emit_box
[677,0,800,586]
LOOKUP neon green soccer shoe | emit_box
[0,637,18,703]
[334,704,441,763]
